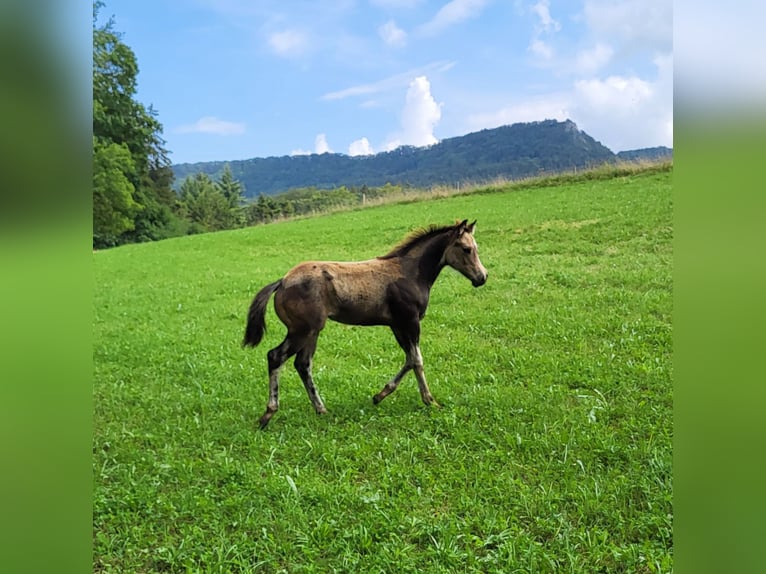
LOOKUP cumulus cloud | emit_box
[349,137,374,156]
[385,75,442,150]
[379,20,407,47]
[419,0,489,36]
[175,116,246,136]
[268,29,309,58]
[291,133,333,156]
[314,133,332,154]
[465,52,672,152]
[570,53,673,151]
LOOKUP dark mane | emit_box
[378,223,456,259]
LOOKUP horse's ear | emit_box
[467,220,477,233]
[457,219,468,230]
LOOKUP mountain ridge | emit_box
[172,119,672,197]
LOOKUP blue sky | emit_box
[100,0,673,165]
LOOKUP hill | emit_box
[172,119,667,198]
[616,146,673,162]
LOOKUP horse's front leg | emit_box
[374,323,441,407]
[410,345,441,408]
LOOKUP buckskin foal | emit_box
[243,219,488,428]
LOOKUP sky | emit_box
[99,0,674,165]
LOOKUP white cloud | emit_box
[527,0,560,63]
[418,0,490,36]
[175,116,246,136]
[315,133,332,154]
[291,133,334,156]
[386,76,442,149]
[268,29,309,58]
[584,0,671,53]
[570,53,673,151]
[575,43,614,76]
[321,60,455,100]
[532,0,561,33]
[529,39,554,61]
[349,137,374,156]
[379,20,407,47]
[574,76,653,110]
[464,52,672,152]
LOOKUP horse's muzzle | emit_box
[472,273,488,287]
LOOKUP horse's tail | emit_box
[242,279,282,348]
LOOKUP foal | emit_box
[243,219,488,428]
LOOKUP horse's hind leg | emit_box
[372,362,412,405]
[294,331,327,415]
[259,336,299,429]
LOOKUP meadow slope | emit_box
[94,166,672,572]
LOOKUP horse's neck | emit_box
[400,233,450,288]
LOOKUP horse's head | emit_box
[443,220,488,287]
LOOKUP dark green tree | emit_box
[216,164,246,228]
[246,194,279,225]
[179,173,234,233]
[92,138,139,245]
[92,1,180,247]
[217,164,244,208]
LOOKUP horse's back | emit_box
[279,258,402,326]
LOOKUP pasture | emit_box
[94,165,673,572]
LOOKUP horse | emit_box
[242,219,488,428]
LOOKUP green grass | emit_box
[94,165,672,573]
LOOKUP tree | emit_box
[179,173,234,233]
[217,164,244,208]
[246,194,279,225]
[216,164,246,228]
[92,1,180,247]
[92,138,140,245]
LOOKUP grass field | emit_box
[93,165,673,573]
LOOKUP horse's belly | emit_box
[329,297,392,326]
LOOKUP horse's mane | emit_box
[378,223,456,259]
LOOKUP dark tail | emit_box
[242,280,282,348]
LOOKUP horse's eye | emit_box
[462,246,472,254]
